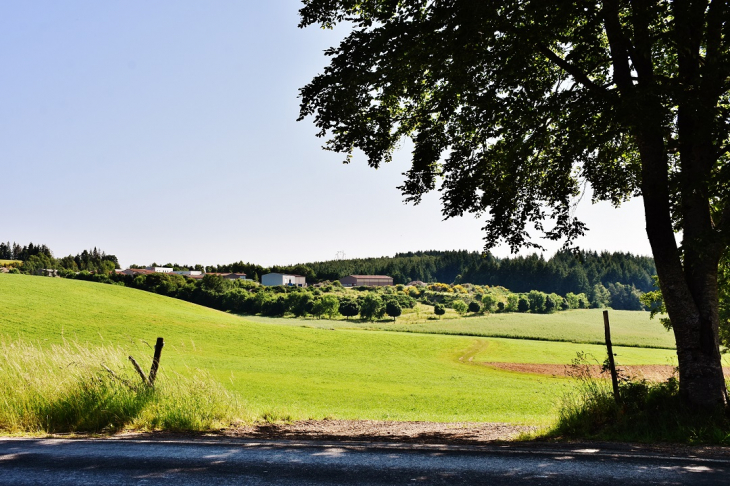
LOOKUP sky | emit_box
[0,1,653,268]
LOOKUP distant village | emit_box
[117,267,395,288]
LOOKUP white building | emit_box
[261,273,306,287]
[173,270,203,276]
[146,266,173,274]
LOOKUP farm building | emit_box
[146,266,174,273]
[262,273,306,287]
[339,275,393,287]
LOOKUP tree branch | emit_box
[603,0,634,94]
[537,44,610,98]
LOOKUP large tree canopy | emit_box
[299,0,730,408]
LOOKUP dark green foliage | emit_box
[468,301,481,314]
[550,373,730,444]
[339,299,360,319]
[607,283,645,311]
[360,294,384,321]
[385,301,402,321]
[517,297,530,313]
[287,291,314,317]
[261,295,288,317]
[496,301,505,312]
[591,283,612,309]
[527,291,547,313]
[544,295,556,313]
[434,304,445,318]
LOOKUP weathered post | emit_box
[603,310,620,403]
[148,337,164,386]
[128,356,149,386]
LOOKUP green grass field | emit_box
[244,307,676,349]
[0,274,680,424]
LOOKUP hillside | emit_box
[0,274,678,423]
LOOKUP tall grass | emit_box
[544,356,730,444]
[0,339,248,434]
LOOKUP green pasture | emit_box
[0,274,680,424]
[244,307,676,349]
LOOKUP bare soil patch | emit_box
[108,420,536,445]
[223,420,536,444]
[483,362,730,381]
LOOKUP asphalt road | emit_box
[1,437,728,485]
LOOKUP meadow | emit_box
[0,274,681,430]
[244,306,676,349]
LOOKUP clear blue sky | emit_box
[0,1,652,268]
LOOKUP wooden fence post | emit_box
[148,337,164,386]
[603,310,620,403]
[128,356,149,386]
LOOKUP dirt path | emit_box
[481,362,730,381]
[111,420,536,444]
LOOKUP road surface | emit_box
[1,437,728,485]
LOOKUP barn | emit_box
[339,275,393,287]
[262,273,306,287]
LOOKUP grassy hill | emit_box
[245,307,675,349]
[0,274,678,424]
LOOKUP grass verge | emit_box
[540,357,730,444]
[0,339,247,434]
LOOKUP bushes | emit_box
[339,299,360,319]
[385,301,402,321]
[360,294,384,321]
[548,360,730,444]
[452,299,468,315]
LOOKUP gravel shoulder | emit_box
[105,420,537,445]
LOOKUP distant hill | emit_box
[211,250,656,295]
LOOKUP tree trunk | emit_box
[637,119,727,409]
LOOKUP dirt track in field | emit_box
[481,362,730,381]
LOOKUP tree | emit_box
[527,291,547,314]
[468,301,481,314]
[299,1,730,408]
[565,292,580,310]
[591,283,612,309]
[452,299,468,315]
[517,297,530,313]
[339,299,360,320]
[385,301,402,321]
[287,291,314,317]
[481,294,497,312]
[434,304,445,319]
[360,293,383,321]
[319,295,340,319]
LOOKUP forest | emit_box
[201,250,656,295]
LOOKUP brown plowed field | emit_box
[482,362,730,381]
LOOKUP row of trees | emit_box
[65,271,417,321]
[160,249,656,294]
[0,242,52,261]
[0,242,120,274]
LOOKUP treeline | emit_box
[66,271,418,320]
[0,241,120,274]
[194,250,656,294]
[0,242,52,261]
[62,271,618,320]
